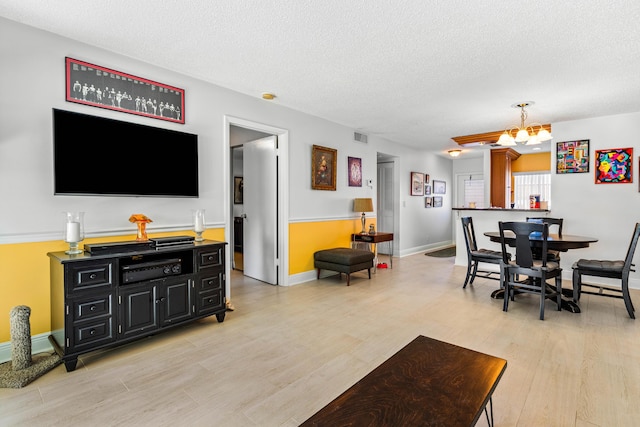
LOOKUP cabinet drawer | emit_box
[198,248,223,269]
[197,290,223,314]
[72,317,115,350]
[72,295,113,322]
[198,273,223,292]
[67,261,114,294]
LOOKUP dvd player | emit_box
[151,235,195,247]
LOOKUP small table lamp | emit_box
[353,198,374,234]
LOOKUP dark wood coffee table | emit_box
[300,335,507,427]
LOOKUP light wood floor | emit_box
[2,253,640,426]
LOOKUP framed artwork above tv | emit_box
[65,57,185,124]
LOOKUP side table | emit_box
[352,232,393,270]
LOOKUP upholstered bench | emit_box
[314,247,375,286]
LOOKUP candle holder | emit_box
[64,211,85,254]
[193,209,206,242]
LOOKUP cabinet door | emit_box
[119,284,158,339]
[160,277,192,326]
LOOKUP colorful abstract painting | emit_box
[595,147,633,184]
[556,140,589,173]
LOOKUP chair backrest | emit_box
[527,217,563,236]
[461,217,478,255]
[499,221,549,268]
[623,223,640,273]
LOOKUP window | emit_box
[513,172,550,209]
[464,177,485,208]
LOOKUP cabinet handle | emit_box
[90,329,96,335]
[208,298,213,303]
[90,305,96,311]
[207,255,214,261]
[89,273,97,279]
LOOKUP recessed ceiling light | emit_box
[262,92,276,100]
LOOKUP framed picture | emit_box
[348,156,362,187]
[433,180,446,194]
[234,177,243,204]
[433,196,443,207]
[65,57,185,124]
[411,172,425,196]
[595,147,633,184]
[425,174,430,184]
[312,145,337,190]
[557,140,589,173]
[425,197,433,208]
[425,184,431,195]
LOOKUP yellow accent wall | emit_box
[289,219,376,275]
[512,152,551,172]
[0,228,224,343]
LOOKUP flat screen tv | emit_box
[53,109,199,197]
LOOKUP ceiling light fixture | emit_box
[496,102,553,146]
[262,92,276,100]
[448,149,461,157]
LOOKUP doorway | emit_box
[225,117,289,305]
[376,152,397,256]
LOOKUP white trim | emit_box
[288,215,376,224]
[0,332,54,364]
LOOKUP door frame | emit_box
[224,116,290,298]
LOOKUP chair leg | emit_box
[622,277,635,319]
[367,268,371,279]
[503,272,510,312]
[539,281,546,321]
[346,273,350,286]
[469,261,479,286]
[463,259,474,288]
[317,268,321,280]
[555,276,562,311]
[572,269,581,302]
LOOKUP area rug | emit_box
[425,246,456,257]
[0,352,62,388]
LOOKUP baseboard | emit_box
[0,332,54,364]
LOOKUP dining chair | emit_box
[498,221,562,320]
[526,217,564,262]
[460,217,506,288]
[572,222,640,319]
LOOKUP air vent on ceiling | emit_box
[354,132,368,143]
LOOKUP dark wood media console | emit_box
[48,239,227,372]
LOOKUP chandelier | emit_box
[496,102,552,146]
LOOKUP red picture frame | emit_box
[65,57,185,124]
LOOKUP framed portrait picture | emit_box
[433,180,446,194]
[425,197,433,208]
[433,196,443,208]
[65,57,185,124]
[411,172,425,196]
[595,147,633,184]
[348,156,362,187]
[425,174,430,184]
[312,145,337,190]
[425,184,431,195]
[557,140,589,173]
[234,177,243,204]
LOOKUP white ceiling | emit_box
[2,1,640,156]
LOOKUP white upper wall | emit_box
[0,17,453,254]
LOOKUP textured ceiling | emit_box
[2,1,640,156]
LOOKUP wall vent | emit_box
[354,132,368,143]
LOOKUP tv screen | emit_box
[53,109,199,197]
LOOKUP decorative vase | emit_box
[129,214,152,242]
[64,211,85,254]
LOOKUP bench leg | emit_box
[368,268,371,279]
[317,268,321,280]
[346,274,350,286]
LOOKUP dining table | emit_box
[483,231,598,313]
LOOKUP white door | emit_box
[377,161,394,255]
[243,136,278,284]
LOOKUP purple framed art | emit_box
[348,157,362,187]
[595,147,633,184]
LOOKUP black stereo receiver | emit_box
[121,258,182,284]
